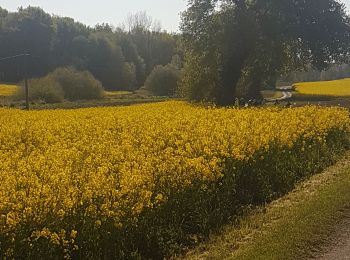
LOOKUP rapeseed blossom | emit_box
[0,101,349,257]
[295,78,350,96]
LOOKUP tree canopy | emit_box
[181,0,350,105]
[0,7,181,91]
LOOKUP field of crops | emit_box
[0,84,18,96]
[294,78,350,96]
[104,90,133,97]
[0,101,349,258]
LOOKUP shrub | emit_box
[49,67,104,101]
[121,62,137,91]
[145,65,180,96]
[18,76,64,103]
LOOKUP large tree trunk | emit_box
[217,66,237,106]
[217,55,247,106]
[247,77,263,100]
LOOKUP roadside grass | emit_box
[292,92,336,102]
[23,97,170,110]
[0,85,171,110]
[184,151,350,260]
[261,90,284,99]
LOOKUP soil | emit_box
[316,209,350,260]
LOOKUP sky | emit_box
[0,0,188,32]
[0,0,349,32]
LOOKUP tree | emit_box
[0,7,180,92]
[0,7,8,18]
[122,62,137,90]
[181,0,350,105]
[126,11,151,33]
[0,7,53,81]
[48,66,104,100]
[119,35,146,87]
[18,76,64,103]
[145,64,180,96]
[50,16,90,69]
[126,12,177,77]
[87,33,125,90]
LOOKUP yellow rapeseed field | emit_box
[0,84,18,96]
[0,101,349,258]
[104,90,132,97]
[294,78,350,96]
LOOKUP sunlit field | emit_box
[0,84,18,96]
[1,101,349,258]
[104,90,133,97]
[294,78,350,97]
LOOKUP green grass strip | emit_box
[184,152,350,260]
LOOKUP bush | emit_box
[49,67,104,101]
[145,65,180,96]
[16,67,104,103]
[121,62,137,91]
[18,76,64,103]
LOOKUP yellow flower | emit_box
[0,101,348,257]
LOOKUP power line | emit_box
[0,53,30,110]
[0,53,30,62]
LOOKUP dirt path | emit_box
[265,89,293,102]
[278,91,292,100]
[317,210,350,260]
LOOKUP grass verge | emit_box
[291,92,336,101]
[183,151,350,260]
[261,90,284,100]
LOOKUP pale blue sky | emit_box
[0,0,188,32]
[0,0,349,32]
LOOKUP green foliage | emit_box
[145,65,180,96]
[126,11,177,76]
[132,130,348,259]
[49,67,104,100]
[0,7,179,91]
[122,62,137,91]
[18,77,64,103]
[181,0,350,104]
[87,33,125,90]
[179,51,220,102]
[119,35,146,87]
[187,153,350,260]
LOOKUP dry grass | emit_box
[261,90,284,99]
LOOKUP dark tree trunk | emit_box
[217,54,247,106]
[217,66,237,106]
[247,77,263,100]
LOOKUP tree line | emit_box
[0,6,182,91]
[1,1,350,105]
[281,64,350,83]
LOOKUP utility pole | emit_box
[0,53,31,110]
[24,54,30,110]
